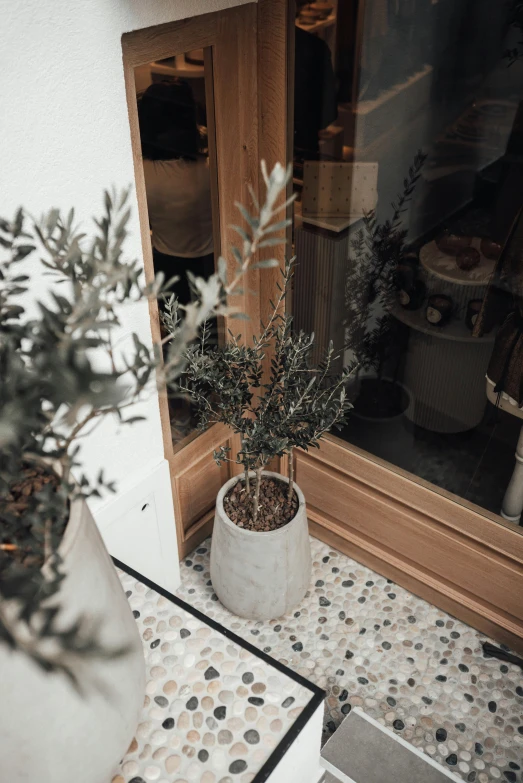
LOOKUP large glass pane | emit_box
[134,51,218,450]
[292,0,523,529]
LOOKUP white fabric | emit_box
[143,157,214,258]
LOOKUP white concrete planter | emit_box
[0,497,145,783]
[211,470,312,621]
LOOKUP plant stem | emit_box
[253,466,262,524]
[245,465,250,494]
[287,447,294,502]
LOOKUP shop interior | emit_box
[291,0,523,525]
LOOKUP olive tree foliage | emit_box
[179,165,352,523]
[0,159,284,683]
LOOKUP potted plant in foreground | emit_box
[180,169,351,619]
[0,191,236,783]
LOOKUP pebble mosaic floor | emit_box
[113,568,315,783]
[176,537,523,783]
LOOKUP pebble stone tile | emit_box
[176,538,523,783]
[113,569,313,783]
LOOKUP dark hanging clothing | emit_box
[294,27,338,157]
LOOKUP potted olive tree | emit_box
[179,168,351,620]
[0,191,233,783]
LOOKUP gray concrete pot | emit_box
[0,497,145,783]
[210,470,312,621]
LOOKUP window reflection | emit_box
[292,0,523,527]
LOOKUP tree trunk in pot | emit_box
[0,497,145,783]
[211,470,312,621]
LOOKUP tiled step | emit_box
[321,708,464,783]
[113,559,325,783]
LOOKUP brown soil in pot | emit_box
[223,476,298,532]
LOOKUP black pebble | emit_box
[383,619,391,627]
[332,567,339,573]
[357,597,366,604]
[475,742,483,755]
[162,718,175,729]
[205,666,220,680]
[282,697,295,708]
[500,664,508,673]
[422,697,432,705]
[242,672,254,684]
[342,580,354,587]
[319,597,331,607]
[197,547,207,554]
[320,634,329,641]
[407,678,415,687]
[294,611,301,618]
[440,659,448,665]
[336,669,345,676]
[407,615,416,624]
[503,772,516,782]
[359,628,366,635]
[315,580,324,587]
[251,629,260,636]
[244,729,260,744]
[229,760,247,774]
[129,778,146,783]
[518,726,523,735]
[458,664,469,672]
[436,620,444,627]
[150,639,160,649]
[248,697,264,706]
[322,556,330,563]
[292,642,303,652]
[345,650,354,660]
[488,701,497,713]
[515,686,523,697]
[446,754,457,766]
[185,560,193,567]
[198,749,209,762]
[436,728,447,742]
[180,628,191,639]
[125,590,132,597]
[393,720,405,731]
[341,703,352,715]
[450,631,460,639]
[154,696,168,708]
[186,696,198,710]
[388,593,396,599]
[440,636,449,644]
[274,625,282,632]
[468,774,476,782]
[366,580,374,586]
[464,692,474,702]
[414,643,423,650]
[340,689,349,701]
[435,675,447,682]
[509,762,521,770]
[214,706,226,720]
[132,610,140,619]
[382,642,391,650]
[339,611,346,620]
[387,697,396,707]
[374,624,380,631]
[194,564,204,572]
[357,677,368,685]
[455,723,466,732]
[326,720,337,733]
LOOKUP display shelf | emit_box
[420,239,495,287]
[296,13,336,33]
[392,303,495,344]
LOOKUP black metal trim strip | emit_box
[113,557,326,783]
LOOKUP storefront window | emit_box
[292,0,523,527]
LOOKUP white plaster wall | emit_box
[0,0,254,539]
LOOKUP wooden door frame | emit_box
[121,4,260,558]
[282,0,523,650]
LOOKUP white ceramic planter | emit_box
[0,497,145,783]
[211,470,312,621]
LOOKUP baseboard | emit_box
[93,458,180,593]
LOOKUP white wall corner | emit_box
[266,701,325,783]
[93,458,181,593]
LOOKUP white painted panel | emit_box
[266,702,324,783]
